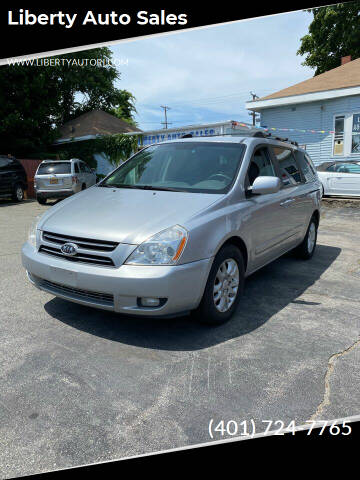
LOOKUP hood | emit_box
[39,186,223,244]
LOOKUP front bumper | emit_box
[22,242,212,317]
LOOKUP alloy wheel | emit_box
[213,258,239,313]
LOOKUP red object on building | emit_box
[341,55,352,65]
[18,159,42,198]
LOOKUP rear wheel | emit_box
[12,183,24,202]
[194,245,245,326]
[81,183,86,190]
[37,196,47,205]
[294,216,318,260]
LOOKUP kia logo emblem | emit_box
[61,242,78,256]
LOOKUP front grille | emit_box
[35,276,114,306]
[39,245,114,266]
[42,231,118,252]
[40,231,118,267]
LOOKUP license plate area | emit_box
[49,266,77,287]
[50,177,58,184]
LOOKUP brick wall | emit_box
[18,159,42,198]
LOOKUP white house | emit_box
[245,56,360,166]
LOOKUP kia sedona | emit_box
[22,132,321,325]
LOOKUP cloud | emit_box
[111,10,314,130]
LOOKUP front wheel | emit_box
[294,217,318,260]
[194,245,245,326]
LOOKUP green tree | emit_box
[52,48,136,125]
[0,47,136,157]
[297,2,360,75]
[0,64,59,156]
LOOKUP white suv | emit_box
[34,159,97,204]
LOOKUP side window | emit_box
[273,146,302,186]
[333,163,360,174]
[0,158,9,169]
[326,164,336,172]
[294,151,317,183]
[246,146,275,188]
[74,163,80,173]
[304,153,317,174]
[79,163,87,173]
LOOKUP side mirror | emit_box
[250,176,281,195]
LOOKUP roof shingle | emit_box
[259,58,360,101]
[58,110,142,142]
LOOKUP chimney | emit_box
[341,55,352,65]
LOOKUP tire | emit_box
[81,183,86,190]
[294,216,318,260]
[37,196,47,205]
[12,183,24,202]
[194,244,245,326]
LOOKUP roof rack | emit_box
[251,130,299,146]
[181,130,298,146]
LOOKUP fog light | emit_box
[140,297,160,307]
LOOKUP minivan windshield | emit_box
[37,162,71,175]
[101,142,245,193]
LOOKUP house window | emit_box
[333,113,360,157]
[333,115,345,155]
[352,113,360,154]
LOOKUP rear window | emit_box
[272,146,302,185]
[37,162,71,175]
[294,151,317,183]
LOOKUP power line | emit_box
[137,89,272,110]
[248,91,260,126]
[160,105,172,129]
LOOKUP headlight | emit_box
[28,215,41,248]
[125,225,188,265]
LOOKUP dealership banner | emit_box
[0,2,331,61]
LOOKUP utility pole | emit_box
[160,105,172,129]
[248,92,259,126]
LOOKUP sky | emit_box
[110,10,315,132]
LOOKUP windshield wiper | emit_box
[99,184,139,189]
[100,184,181,192]
[135,185,181,192]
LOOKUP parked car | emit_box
[317,160,360,197]
[22,133,321,325]
[0,155,27,202]
[34,159,97,204]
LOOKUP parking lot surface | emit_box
[0,198,360,477]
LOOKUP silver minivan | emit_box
[34,158,97,204]
[22,133,321,325]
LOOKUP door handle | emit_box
[280,198,295,206]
